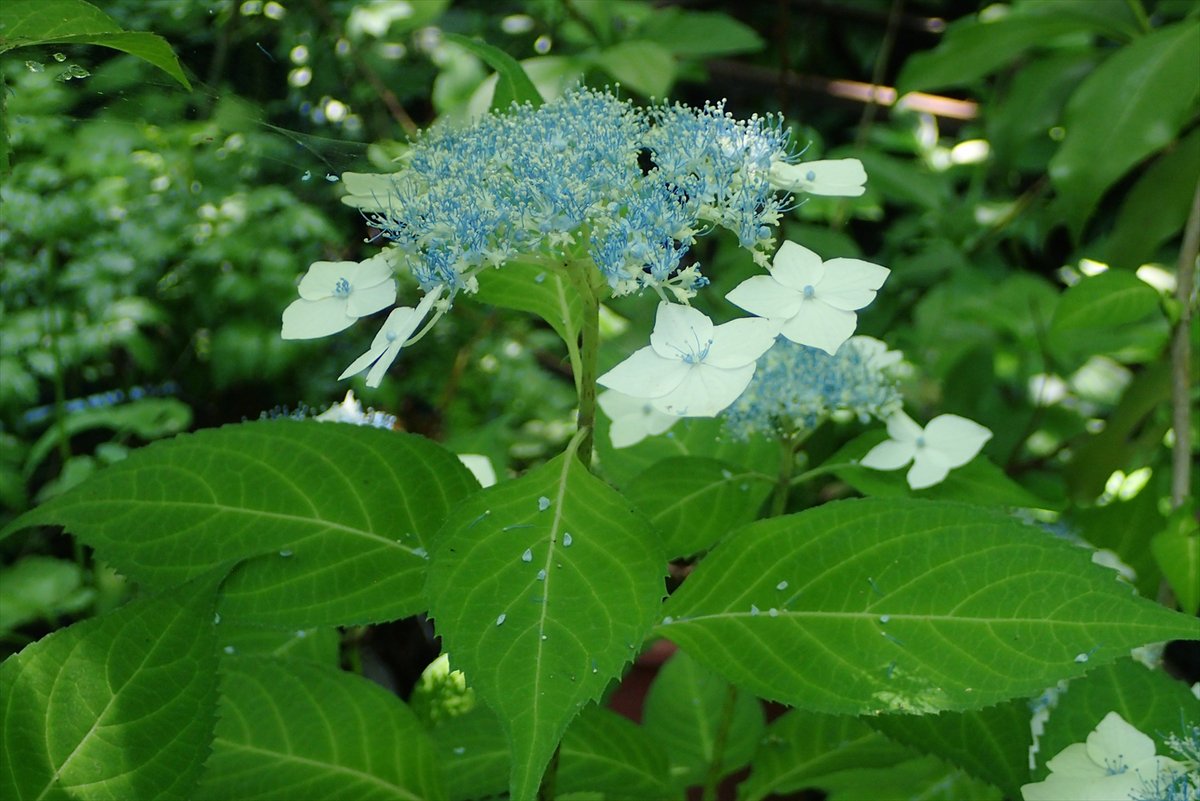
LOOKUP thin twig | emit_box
[1170,181,1200,509]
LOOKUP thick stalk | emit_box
[1171,181,1200,509]
[565,261,601,469]
[701,684,740,801]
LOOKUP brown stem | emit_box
[1171,181,1200,509]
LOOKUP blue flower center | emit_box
[915,436,926,448]
[333,277,352,298]
[806,170,816,182]
[802,284,816,299]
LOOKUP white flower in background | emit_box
[313,389,396,429]
[340,287,443,387]
[281,253,397,339]
[598,303,778,418]
[457,454,497,488]
[597,389,680,448]
[849,335,904,372]
[726,241,889,355]
[768,158,867,197]
[1021,712,1188,801]
[860,410,991,489]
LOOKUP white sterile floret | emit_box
[597,389,680,448]
[1021,712,1188,801]
[860,410,992,489]
[598,302,779,418]
[281,253,397,339]
[339,287,443,387]
[726,241,889,355]
[768,158,867,197]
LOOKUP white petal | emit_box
[281,296,354,339]
[649,303,714,360]
[923,415,992,468]
[1086,712,1156,768]
[298,261,353,300]
[598,346,691,399]
[339,306,415,380]
[338,340,387,381]
[345,279,397,317]
[860,439,915,470]
[1043,743,1105,779]
[782,159,868,197]
[817,259,890,311]
[725,275,803,320]
[353,252,395,287]
[769,241,825,290]
[651,363,755,417]
[597,389,642,421]
[705,318,779,369]
[884,410,924,443]
[778,300,857,354]
[907,452,953,489]
[457,454,497,487]
[609,415,650,448]
[365,340,404,387]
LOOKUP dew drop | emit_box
[662,616,674,625]
[213,612,222,624]
[721,469,733,479]
[750,604,760,616]
[541,634,548,640]
[521,548,533,563]
[879,614,891,624]
[325,173,339,182]
[776,580,788,591]
[53,52,67,62]
[223,645,236,654]
[496,613,507,626]
[768,608,779,617]
[301,170,312,181]
[453,746,466,755]
[25,60,44,72]
[535,272,546,283]
[536,568,546,581]
[295,630,307,638]
[279,549,293,557]
[591,659,598,674]
[562,532,573,547]
[1074,652,1089,664]
[538,496,551,511]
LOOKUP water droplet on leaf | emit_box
[521,548,533,563]
[496,613,506,626]
[25,61,44,72]
[776,580,788,591]
[537,496,550,511]
[562,532,573,547]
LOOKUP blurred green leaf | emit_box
[636,9,764,58]
[593,40,676,98]
[215,623,340,665]
[472,261,582,355]
[988,49,1097,169]
[0,0,191,89]
[0,556,93,633]
[559,706,671,800]
[1104,127,1200,270]
[1069,485,1164,601]
[660,498,1197,715]
[642,649,764,792]
[442,33,544,110]
[1048,270,1167,363]
[854,150,944,210]
[0,577,219,800]
[1152,504,1200,615]
[1050,20,1200,236]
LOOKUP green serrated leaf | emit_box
[1050,20,1200,236]
[852,150,944,209]
[659,498,1199,715]
[0,0,191,89]
[433,707,509,801]
[441,32,544,110]
[740,710,913,801]
[1070,486,1164,601]
[866,700,1032,799]
[472,261,583,351]
[215,622,340,665]
[988,49,1097,169]
[821,754,1003,801]
[1032,658,1200,779]
[594,40,676,98]
[1048,270,1167,363]
[643,649,763,792]
[424,435,666,801]
[626,456,772,559]
[830,431,1053,510]
[197,657,443,800]
[0,578,220,800]
[2,420,479,627]
[559,706,671,800]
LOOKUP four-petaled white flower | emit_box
[597,389,680,448]
[726,241,890,355]
[768,158,867,197]
[1021,712,1187,801]
[598,303,779,418]
[281,253,397,339]
[860,410,991,489]
[339,287,442,387]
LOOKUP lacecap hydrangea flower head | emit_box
[281,85,874,415]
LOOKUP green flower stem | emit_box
[701,684,739,801]
[770,431,799,517]
[1171,180,1200,509]
[790,461,859,486]
[564,258,603,469]
[1124,0,1153,35]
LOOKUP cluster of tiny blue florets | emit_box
[1134,722,1200,801]
[360,87,793,298]
[722,337,903,439]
